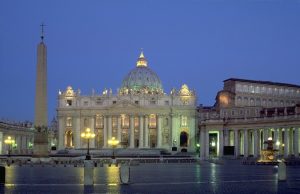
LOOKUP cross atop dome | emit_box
[136,50,148,67]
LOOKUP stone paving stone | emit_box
[1,161,300,194]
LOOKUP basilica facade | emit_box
[57,52,197,151]
[198,78,300,159]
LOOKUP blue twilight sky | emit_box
[0,0,300,123]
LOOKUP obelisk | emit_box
[34,23,49,157]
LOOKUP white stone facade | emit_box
[57,53,197,151]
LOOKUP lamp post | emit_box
[108,137,119,159]
[81,128,95,160]
[4,136,15,157]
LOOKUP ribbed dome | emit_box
[119,52,163,95]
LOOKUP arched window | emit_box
[237,96,242,105]
[280,100,284,106]
[268,99,273,107]
[250,98,255,106]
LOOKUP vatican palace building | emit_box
[198,79,300,159]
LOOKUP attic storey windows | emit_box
[66,100,72,106]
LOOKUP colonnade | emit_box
[200,127,300,159]
[58,114,166,150]
[1,134,33,154]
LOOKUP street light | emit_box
[4,136,15,157]
[81,128,95,160]
[108,137,119,159]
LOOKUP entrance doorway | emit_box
[209,133,218,156]
[180,131,188,147]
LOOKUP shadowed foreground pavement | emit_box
[1,160,300,194]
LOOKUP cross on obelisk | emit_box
[40,23,46,41]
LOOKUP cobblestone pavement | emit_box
[1,160,300,194]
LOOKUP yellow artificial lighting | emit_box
[268,137,272,141]
[81,128,95,140]
[276,141,280,146]
[136,51,148,67]
[282,144,285,147]
[108,137,120,147]
[4,136,15,145]
[219,95,229,105]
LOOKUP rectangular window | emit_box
[113,101,117,104]
[149,114,157,128]
[84,101,88,106]
[66,100,72,106]
[135,101,139,104]
[95,116,103,128]
[66,117,72,127]
[121,115,129,128]
[112,117,117,128]
[165,101,169,105]
[181,116,187,127]
[150,100,156,105]
[96,100,102,105]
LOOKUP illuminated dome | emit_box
[119,52,163,95]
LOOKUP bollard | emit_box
[119,164,130,184]
[84,160,94,186]
[278,161,287,181]
[0,166,5,184]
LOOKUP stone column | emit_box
[274,128,279,149]
[21,136,27,154]
[234,129,239,158]
[74,117,80,149]
[117,116,121,145]
[58,116,65,150]
[219,130,224,157]
[157,115,162,148]
[129,116,134,148]
[253,129,259,158]
[16,136,21,154]
[284,128,289,158]
[278,128,283,155]
[171,114,177,147]
[294,127,299,158]
[144,115,149,148]
[289,128,294,155]
[263,128,269,149]
[200,128,205,159]
[244,129,248,157]
[103,116,107,148]
[205,130,210,159]
[139,115,144,148]
[90,117,95,148]
[108,115,112,141]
